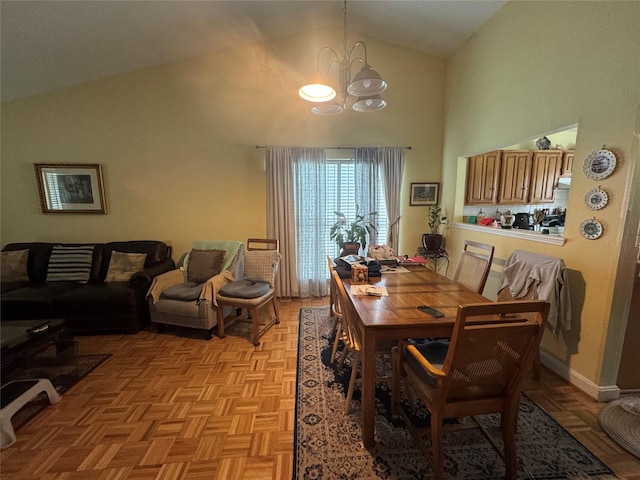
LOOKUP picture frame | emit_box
[409,182,439,206]
[34,163,107,214]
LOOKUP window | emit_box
[266,145,402,298]
[323,157,388,258]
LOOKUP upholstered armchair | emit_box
[147,240,243,339]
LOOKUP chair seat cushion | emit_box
[219,279,270,299]
[404,339,450,387]
[160,282,204,301]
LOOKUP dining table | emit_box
[341,264,490,448]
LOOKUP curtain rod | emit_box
[255,145,411,150]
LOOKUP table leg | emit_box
[361,329,377,448]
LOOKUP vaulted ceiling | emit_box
[1,0,506,102]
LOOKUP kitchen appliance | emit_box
[514,213,533,230]
[541,214,565,227]
[500,212,515,229]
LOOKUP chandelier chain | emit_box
[342,0,348,59]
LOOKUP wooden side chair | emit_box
[216,238,281,346]
[332,270,395,413]
[327,257,345,364]
[391,300,550,480]
[452,240,495,294]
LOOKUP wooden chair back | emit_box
[452,240,494,293]
[331,270,361,351]
[327,256,341,318]
[432,300,548,406]
[246,238,279,252]
[396,299,550,479]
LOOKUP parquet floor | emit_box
[1,297,639,479]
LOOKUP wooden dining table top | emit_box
[342,265,490,333]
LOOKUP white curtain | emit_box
[266,147,327,298]
[378,147,405,252]
[267,146,404,299]
[354,147,382,246]
[355,147,404,253]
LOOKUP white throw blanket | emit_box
[499,249,572,332]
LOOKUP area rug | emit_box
[6,353,111,432]
[599,396,640,459]
[294,307,616,479]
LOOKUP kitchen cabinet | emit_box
[465,151,501,205]
[529,150,563,203]
[498,150,533,204]
[561,150,574,176]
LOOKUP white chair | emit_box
[1,379,61,448]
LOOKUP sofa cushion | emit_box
[160,282,204,301]
[102,241,171,273]
[219,279,271,299]
[1,249,29,282]
[57,283,140,312]
[46,245,95,283]
[186,249,225,284]
[105,251,147,282]
[1,282,83,319]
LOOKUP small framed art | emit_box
[35,163,107,214]
[410,182,440,206]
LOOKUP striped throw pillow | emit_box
[46,245,95,283]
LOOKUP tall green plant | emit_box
[427,204,447,235]
[329,205,378,252]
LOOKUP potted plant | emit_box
[423,204,447,252]
[330,205,378,256]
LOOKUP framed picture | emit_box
[35,164,107,214]
[410,182,439,206]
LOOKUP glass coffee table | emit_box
[1,319,73,381]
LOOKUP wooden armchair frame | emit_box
[392,300,549,479]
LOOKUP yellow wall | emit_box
[442,1,640,396]
[1,25,444,259]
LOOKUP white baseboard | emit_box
[540,350,620,402]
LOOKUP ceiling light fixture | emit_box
[298,0,387,115]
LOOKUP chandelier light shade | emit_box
[298,83,337,103]
[311,103,345,115]
[347,65,387,97]
[352,94,386,112]
[298,0,387,115]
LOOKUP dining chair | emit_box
[331,270,396,413]
[327,257,346,364]
[391,300,550,480]
[216,238,281,346]
[452,240,495,294]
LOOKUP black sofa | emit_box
[1,241,175,334]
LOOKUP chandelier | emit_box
[298,0,387,115]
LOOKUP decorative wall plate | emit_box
[584,188,609,210]
[579,218,603,240]
[583,149,616,180]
